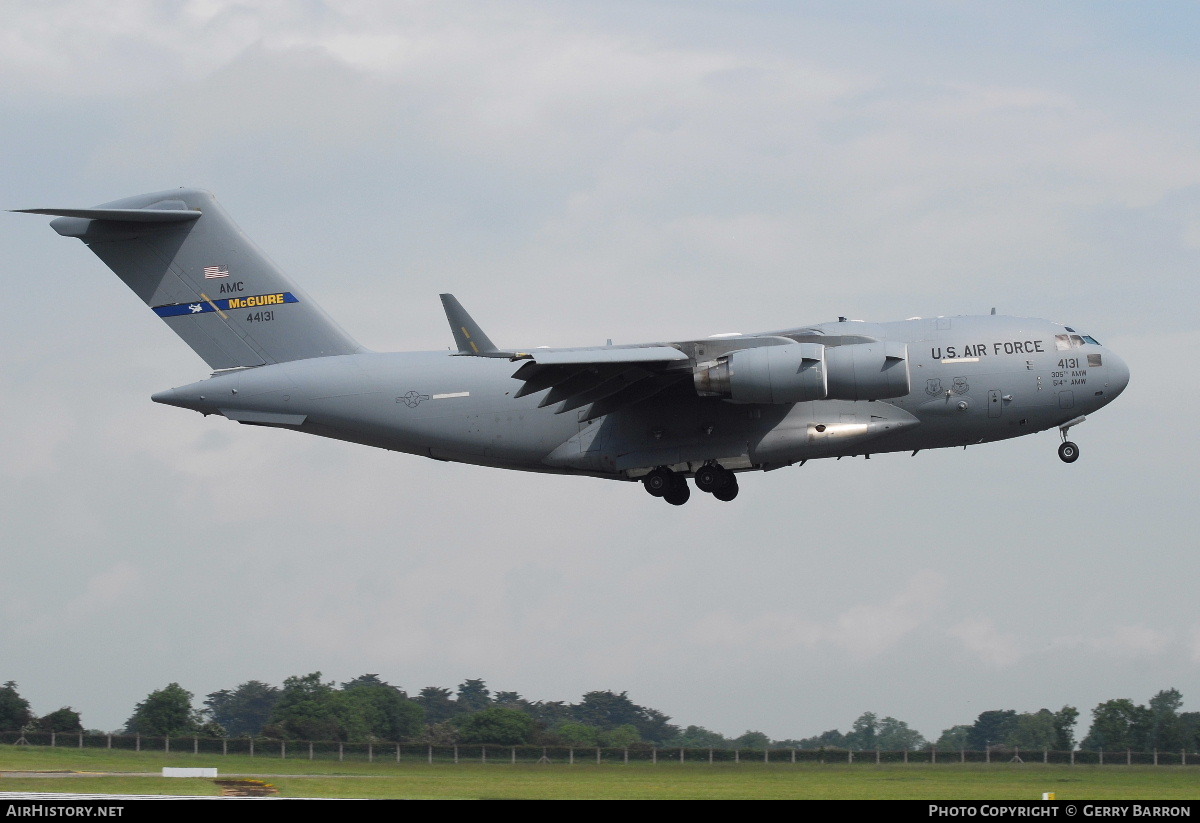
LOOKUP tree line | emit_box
[1,678,1196,752]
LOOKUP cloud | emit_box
[64,563,144,620]
[1095,626,1170,657]
[691,570,948,659]
[947,618,1022,667]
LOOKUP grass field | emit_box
[2,746,1198,799]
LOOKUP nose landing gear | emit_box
[1057,415,1086,463]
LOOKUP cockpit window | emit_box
[1055,333,1095,350]
[1083,335,1101,345]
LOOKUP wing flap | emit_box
[537,364,630,408]
[551,367,652,413]
[511,362,588,399]
[506,342,690,417]
[578,373,688,421]
[510,345,691,417]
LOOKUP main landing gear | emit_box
[695,463,739,501]
[642,464,739,505]
[642,467,690,506]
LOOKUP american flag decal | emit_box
[203,265,230,279]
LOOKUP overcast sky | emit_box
[1,0,1197,741]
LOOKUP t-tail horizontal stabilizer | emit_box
[13,206,202,224]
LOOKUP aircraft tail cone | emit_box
[151,383,216,414]
[150,387,183,407]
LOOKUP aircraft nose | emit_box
[1106,350,1130,400]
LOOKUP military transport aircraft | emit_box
[18,189,1129,505]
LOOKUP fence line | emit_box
[2,733,1197,766]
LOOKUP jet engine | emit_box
[693,341,910,404]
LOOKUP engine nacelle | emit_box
[694,342,826,404]
[693,341,910,404]
[824,341,911,400]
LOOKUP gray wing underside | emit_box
[511,356,690,420]
[440,292,691,420]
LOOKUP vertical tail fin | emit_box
[18,188,362,369]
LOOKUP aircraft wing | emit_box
[510,346,690,419]
[439,293,692,418]
[515,346,688,365]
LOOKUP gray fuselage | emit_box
[152,313,1129,481]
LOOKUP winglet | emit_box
[440,293,501,356]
